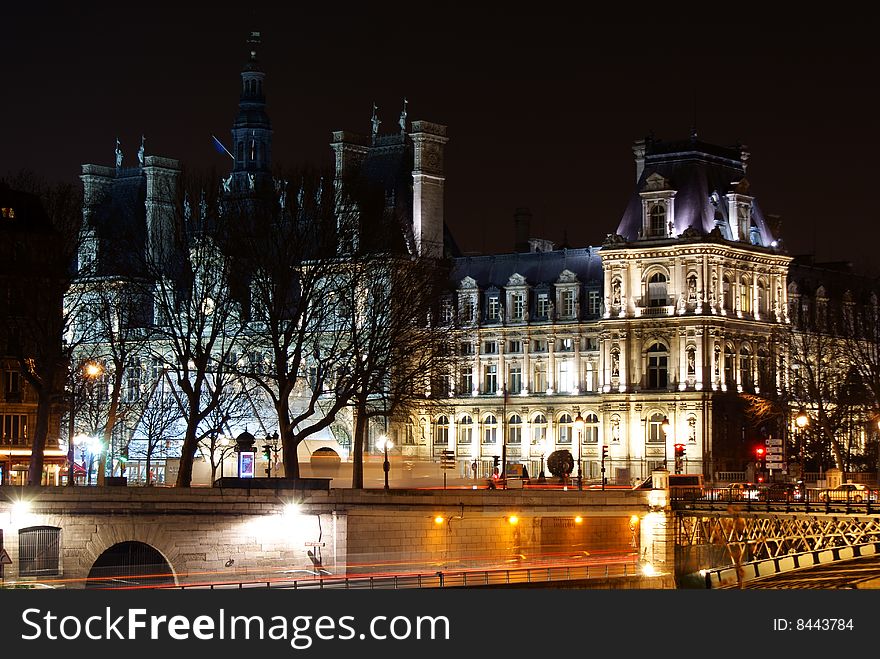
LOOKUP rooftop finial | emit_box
[138,135,145,167]
[399,97,408,134]
[247,30,261,60]
[115,138,122,169]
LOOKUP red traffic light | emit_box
[755,447,766,459]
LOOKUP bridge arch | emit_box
[86,541,177,589]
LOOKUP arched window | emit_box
[557,413,573,444]
[434,415,449,446]
[647,413,666,443]
[458,415,473,444]
[646,342,668,389]
[757,280,769,314]
[723,277,732,311]
[650,204,666,237]
[237,141,245,161]
[740,277,751,314]
[483,414,498,444]
[508,414,522,444]
[740,346,753,388]
[648,272,667,307]
[724,344,735,384]
[584,413,599,443]
[532,413,548,449]
[757,349,770,390]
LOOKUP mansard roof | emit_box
[450,247,602,290]
[616,135,778,247]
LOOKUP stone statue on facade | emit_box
[371,103,381,142]
[612,281,621,306]
[183,192,192,221]
[611,351,620,377]
[115,138,123,168]
[138,135,145,167]
[248,173,255,190]
[399,97,408,133]
[221,174,232,194]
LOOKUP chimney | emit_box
[514,207,531,253]
[632,138,647,183]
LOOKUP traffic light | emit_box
[755,446,766,463]
[674,443,685,474]
[493,455,500,469]
[674,444,685,458]
[601,445,608,460]
[262,444,272,460]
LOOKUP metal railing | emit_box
[671,485,880,513]
[163,559,641,591]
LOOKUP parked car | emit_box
[759,482,802,502]
[723,482,761,501]
[820,483,877,503]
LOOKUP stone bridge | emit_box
[0,486,673,588]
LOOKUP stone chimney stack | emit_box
[410,120,448,259]
[633,138,647,183]
[514,207,531,253]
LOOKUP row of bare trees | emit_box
[745,289,880,472]
[5,169,454,487]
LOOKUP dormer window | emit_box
[487,295,501,321]
[560,289,576,318]
[510,292,525,321]
[537,292,551,319]
[650,204,666,237]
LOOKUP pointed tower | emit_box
[231,31,272,194]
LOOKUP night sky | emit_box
[3,6,878,270]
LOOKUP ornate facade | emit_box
[404,135,793,483]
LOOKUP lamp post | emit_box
[263,431,279,478]
[377,434,393,490]
[67,361,103,486]
[796,407,809,476]
[574,412,585,490]
[661,416,672,471]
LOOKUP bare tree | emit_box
[1,173,88,485]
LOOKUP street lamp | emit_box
[574,412,585,490]
[661,416,671,469]
[377,434,393,490]
[796,407,809,472]
[263,431,280,478]
[67,360,104,487]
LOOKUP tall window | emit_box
[461,297,475,323]
[646,343,668,389]
[757,281,768,314]
[508,340,522,353]
[740,277,751,314]
[434,416,449,446]
[584,413,599,443]
[757,349,771,390]
[508,414,522,444]
[458,415,473,444]
[487,296,501,321]
[537,293,550,318]
[483,415,498,444]
[650,204,666,237]
[532,414,548,451]
[724,344,735,384]
[558,360,574,393]
[483,340,498,354]
[561,289,576,317]
[511,293,525,320]
[460,367,473,395]
[588,290,601,316]
[723,277,732,311]
[5,370,21,397]
[648,272,667,307]
[647,413,666,443]
[740,346,752,388]
[1,414,28,444]
[508,365,522,395]
[484,364,497,394]
[557,413,573,444]
[533,362,547,393]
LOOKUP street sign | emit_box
[0,549,11,566]
[304,541,324,547]
[767,448,784,456]
[440,450,456,470]
[765,438,783,447]
[766,461,784,470]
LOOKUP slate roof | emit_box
[616,136,777,247]
[450,247,603,289]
